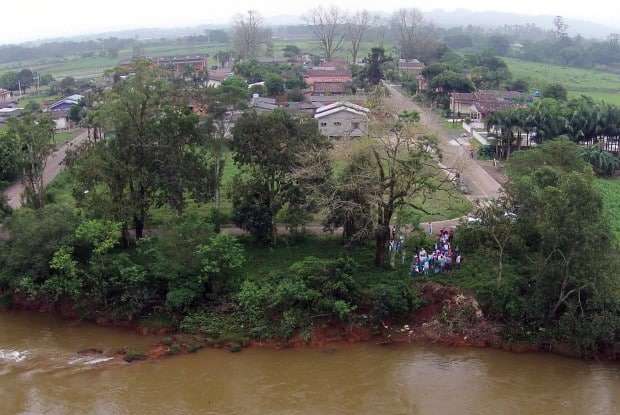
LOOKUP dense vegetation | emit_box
[0,62,428,344]
[486,95,620,164]
[453,140,620,355]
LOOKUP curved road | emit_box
[384,84,502,201]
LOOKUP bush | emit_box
[237,257,360,340]
[367,281,421,323]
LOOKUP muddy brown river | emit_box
[1,311,619,415]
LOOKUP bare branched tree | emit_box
[392,8,424,59]
[304,6,348,61]
[232,10,268,59]
[346,10,372,65]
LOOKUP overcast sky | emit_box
[3,0,619,44]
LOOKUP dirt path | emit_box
[383,84,502,201]
[3,130,89,210]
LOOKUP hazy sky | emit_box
[3,0,619,44]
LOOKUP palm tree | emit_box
[581,146,620,176]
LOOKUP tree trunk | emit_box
[134,215,144,240]
[375,225,389,267]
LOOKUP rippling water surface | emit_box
[1,311,619,415]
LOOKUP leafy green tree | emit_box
[5,114,55,208]
[265,74,285,96]
[198,234,245,294]
[543,83,568,101]
[365,47,392,85]
[231,110,331,243]
[0,205,79,281]
[68,61,214,242]
[282,45,301,58]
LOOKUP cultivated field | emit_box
[0,38,387,80]
[503,57,620,105]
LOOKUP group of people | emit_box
[411,229,462,277]
[386,227,463,276]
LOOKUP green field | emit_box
[0,38,388,80]
[503,57,620,105]
[595,178,620,239]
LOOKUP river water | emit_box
[1,311,619,415]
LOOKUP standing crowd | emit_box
[387,227,462,276]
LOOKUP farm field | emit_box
[503,57,620,105]
[0,38,388,80]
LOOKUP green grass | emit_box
[241,235,411,286]
[53,131,75,145]
[595,178,620,239]
[46,170,76,207]
[503,57,620,105]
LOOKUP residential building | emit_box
[155,55,208,75]
[0,107,23,126]
[250,95,279,113]
[207,68,234,87]
[304,68,352,87]
[46,94,83,130]
[311,81,347,96]
[399,59,425,76]
[0,88,11,105]
[450,90,529,120]
[314,101,370,138]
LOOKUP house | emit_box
[207,68,234,88]
[0,107,23,126]
[250,95,279,113]
[0,88,11,105]
[46,94,83,130]
[48,94,83,112]
[399,59,425,76]
[304,68,352,87]
[155,55,208,75]
[450,90,529,120]
[311,81,346,96]
[314,101,370,138]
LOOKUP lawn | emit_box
[53,131,76,145]
[502,57,620,105]
[595,178,620,239]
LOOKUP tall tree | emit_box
[232,10,267,60]
[365,47,391,85]
[68,62,214,243]
[230,110,331,243]
[305,6,348,61]
[346,10,372,65]
[5,115,55,209]
[332,118,451,266]
[392,8,424,60]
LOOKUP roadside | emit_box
[383,83,503,201]
[2,129,89,210]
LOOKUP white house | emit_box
[314,101,370,138]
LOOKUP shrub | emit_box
[237,257,360,340]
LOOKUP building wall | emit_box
[317,111,368,138]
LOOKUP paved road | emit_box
[384,84,502,201]
[3,130,89,209]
